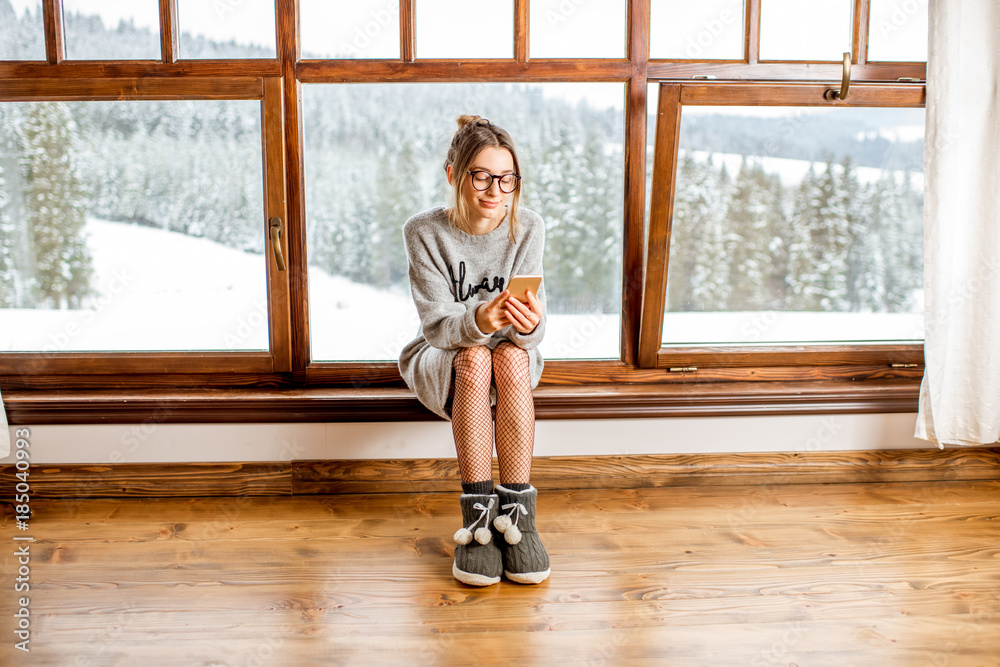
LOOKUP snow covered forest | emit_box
[1,0,924,339]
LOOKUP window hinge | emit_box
[890,363,920,368]
[691,75,717,80]
[668,366,698,372]
[897,78,922,83]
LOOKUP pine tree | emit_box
[574,127,622,313]
[688,162,732,311]
[814,158,852,311]
[787,165,823,310]
[528,124,581,313]
[725,159,784,311]
[670,154,717,311]
[370,139,420,288]
[21,102,93,309]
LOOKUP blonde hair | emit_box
[444,115,522,241]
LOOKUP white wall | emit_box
[2,413,931,465]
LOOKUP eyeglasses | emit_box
[467,170,520,194]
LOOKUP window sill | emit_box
[1,378,921,425]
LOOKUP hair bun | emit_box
[455,114,482,129]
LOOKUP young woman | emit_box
[398,115,550,586]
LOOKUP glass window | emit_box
[416,0,514,59]
[63,0,161,61]
[0,100,266,352]
[177,0,276,59]
[868,0,928,62]
[530,0,626,59]
[759,0,853,61]
[650,0,745,60]
[0,0,45,60]
[661,106,925,346]
[302,82,624,362]
[300,0,399,59]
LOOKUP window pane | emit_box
[530,0,626,58]
[63,0,160,60]
[1,1,45,60]
[416,0,513,59]
[759,0,853,61]
[868,0,928,62]
[301,0,399,59]
[650,0,745,60]
[302,83,624,361]
[662,106,925,345]
[0,100,266,352]
[177,0,276,59]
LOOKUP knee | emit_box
[454,346,492,383]
[492,344,529,383]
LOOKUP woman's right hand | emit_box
[475,290,512,335]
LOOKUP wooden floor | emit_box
[3,480,1000,666]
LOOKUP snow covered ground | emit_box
[1,219,921,357]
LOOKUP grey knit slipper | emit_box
[452,494,502,587]
[493,485,550,584]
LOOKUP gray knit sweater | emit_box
[398,206,546,420]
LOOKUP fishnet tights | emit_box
[450,343,534,485]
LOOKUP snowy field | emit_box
[1,219,921,358]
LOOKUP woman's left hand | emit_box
[505,289,544,334]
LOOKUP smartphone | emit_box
[504,274,542,305]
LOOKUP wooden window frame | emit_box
[0,0,927,423]
[638,81,927,381]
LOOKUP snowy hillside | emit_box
[1,219,623,359]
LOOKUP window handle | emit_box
[824,52,852,101]
[269,217,287,271]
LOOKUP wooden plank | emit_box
[657,344,925,368]
[0,60,283,78]
[514,0,528,62]
[292,448,1000,495]
[276,0,310,376]
[0,76,265,101]
[619,0,650,368]
[679,82,925,107]
[3,481,999,665]
[262,76,293,373]
[158,0,179,63]
[41,0,64,65]
[637,83,681,368]
[746,0,760,64]
[296,59,633,82]
[855,0,870,66]
[6,448,998,499]
[400,0,415,62]
[646,61,925,81]
[0,379,923,424]
[0,351,273,376]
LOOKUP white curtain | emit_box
[915,1,1000,447]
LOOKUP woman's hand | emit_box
[475,289,544,335]
[504,288,543,334]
